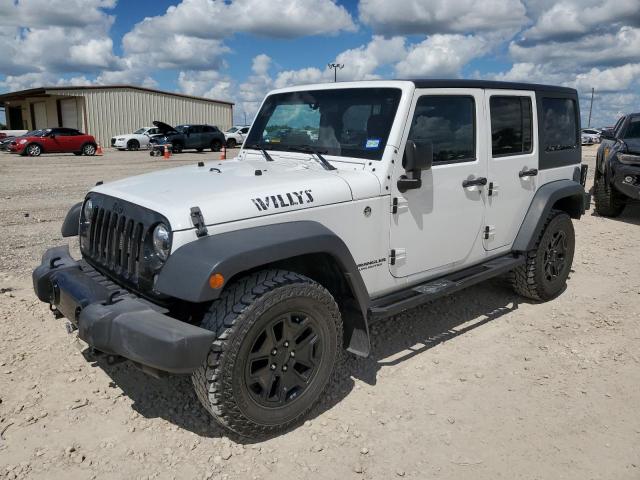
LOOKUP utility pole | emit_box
[588,88,594,128]
[327,63,344,82]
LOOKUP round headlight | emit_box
[152,223,171,260]
[83,198,93,222]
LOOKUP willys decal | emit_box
[251,190,314,212]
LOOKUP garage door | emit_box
[60,98,79,129]
[33,102,47,129]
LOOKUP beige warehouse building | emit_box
[0,85,234,147]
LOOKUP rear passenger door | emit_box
[484,90,538,250]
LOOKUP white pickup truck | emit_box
[34,79,589,438]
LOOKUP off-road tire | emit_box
[594,172,625,217]
[510,210,575,301]
[192,270,342,439]
[127,139,140,151]
[226,138,237,148]
[211,140,223,152]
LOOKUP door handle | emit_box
[519,168,538,178]
[462,177,487,188]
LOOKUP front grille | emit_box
[80,193,170,296]
[87,206,145,281]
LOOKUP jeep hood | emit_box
[91,157,379,231]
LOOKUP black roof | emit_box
[408,79,577,95]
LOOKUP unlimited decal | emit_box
[251,190,314,212]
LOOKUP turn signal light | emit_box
[209,273,225,289]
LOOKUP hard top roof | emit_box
[409,79,576,94]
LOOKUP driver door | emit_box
[389,89,488,278]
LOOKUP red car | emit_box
[10,128,97,157]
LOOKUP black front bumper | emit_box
[32,246,215,374]
[613,164,640,200]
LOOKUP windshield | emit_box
[133,128,147,134]
[245,88,402,161]
[31,130,47,137]
[227,127,238,133]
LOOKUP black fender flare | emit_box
[513,179,587,252]
[156,221,372,356]
[61,202,82,237]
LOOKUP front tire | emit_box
[510,210,575,301]
[172,143,183,154]
[127,139,140,151]
[226,138,237,148]
[25,143,42,157]
[594,172,625,217]
[192,270,342,439]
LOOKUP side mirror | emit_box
[397,140,433,193]
[600,129,615,141]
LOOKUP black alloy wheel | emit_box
[244,312,323,408]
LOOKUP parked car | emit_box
[224,125,250,148]
[149,121,225,153]
[581,128,601,145]
[33,79,589,439]
[594,113,640,216]
[1,131,36,151]
[111,127,161,151]
[9,128,97,157]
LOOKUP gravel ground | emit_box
[0,146,639,480]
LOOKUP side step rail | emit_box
[368,254,524,321]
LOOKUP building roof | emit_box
[0,84,234,106]
[408,79,577,94]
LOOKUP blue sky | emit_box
[1,0,639,127]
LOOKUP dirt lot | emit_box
[1,146,639,480]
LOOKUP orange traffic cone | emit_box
[220,145,226,160]
[163,144,171,160]
[96,144,104,156]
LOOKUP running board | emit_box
[368,254,524,321]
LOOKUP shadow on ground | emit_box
[86,277,525,443]
[590,203,640,226]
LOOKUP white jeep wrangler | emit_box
[33,80,589,438]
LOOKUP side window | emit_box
[541,98,577,152]
[624,117,640,139]
[490,96,533,157]
[408,96,475,164]
[190,126,203,134]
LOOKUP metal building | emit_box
[0,85,234,147]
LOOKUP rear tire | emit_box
[510,210,575,301]
[82,144,96,156]
[192,270,342,439]
[127,139,140,151]
[594,172,625,217]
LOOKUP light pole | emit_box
[327,63,344,82]
[588,88,594,128]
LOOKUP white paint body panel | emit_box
[112,127,155,149]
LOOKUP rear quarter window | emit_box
[541,98,578,152]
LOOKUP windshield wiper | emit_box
[284,145,336,171]
[245,143,274,162]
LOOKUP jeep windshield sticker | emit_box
[365,138,381,149]
[251,190,313,212]
[357,257,386,271]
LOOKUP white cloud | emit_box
[359,0,528,36]
[334,36,406,81]
[521,0,640,42]
[575,64,640,93]
[395,34,487,78]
